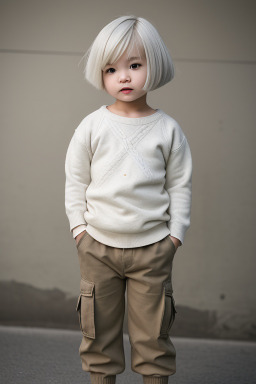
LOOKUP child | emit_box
[65,15,192,384]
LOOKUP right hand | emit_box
[75,230,87,246]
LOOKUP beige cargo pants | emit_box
[76,232,177,384]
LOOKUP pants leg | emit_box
[76,232,126,380]
[126,235,177,378]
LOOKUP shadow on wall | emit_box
[1,281,255,341]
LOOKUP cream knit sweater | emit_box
[65,106,192,248]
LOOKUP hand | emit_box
[75,230,87,246]
[169,236,181,250]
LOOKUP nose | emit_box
[119,70,131,83]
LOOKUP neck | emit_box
[107,95,156,118]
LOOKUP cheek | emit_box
[137,72,147,88]
[102,76,111,92]
[103,75,117,91]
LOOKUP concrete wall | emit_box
[1,0,256,340]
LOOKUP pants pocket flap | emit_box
[80,278,94,296]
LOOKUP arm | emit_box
[65,132,91,238]
[73,224,87,239]
[165,137,192,246]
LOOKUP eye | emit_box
[106,67,115,74]
[130,63,141,69]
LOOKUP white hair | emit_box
[84,16,174,91]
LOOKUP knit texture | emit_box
[143,376,169,384]
[65,105,192,247]
[90,373,116,384]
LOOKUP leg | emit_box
[126,236,177,382]
[77,233,126,383]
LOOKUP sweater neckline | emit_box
[101,105,163,125]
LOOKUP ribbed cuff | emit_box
[90,373,116,384]
[143,376,168,384]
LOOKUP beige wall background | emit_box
[1,0,256,339]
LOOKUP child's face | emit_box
[102,47,147,103]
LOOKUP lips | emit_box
[120,87,133,94]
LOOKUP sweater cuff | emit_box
[72,225,87,239]
[168,221,188,245]
[68,211,86,232]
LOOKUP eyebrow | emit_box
[128,56,142,61]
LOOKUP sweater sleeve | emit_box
[165,136,192,244]
[65,131,91,232]
[72,224,87,238]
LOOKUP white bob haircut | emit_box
[84,16,174,92]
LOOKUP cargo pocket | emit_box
[159,280,177,338]
[76,278,95,339]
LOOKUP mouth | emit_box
[120,88,133,94]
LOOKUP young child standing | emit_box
[65,15,192,384]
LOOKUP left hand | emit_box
[169,236,181,250]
